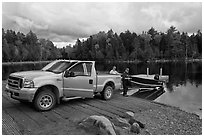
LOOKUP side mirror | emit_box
[64,71,75,78]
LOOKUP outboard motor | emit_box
[154,74,159,80]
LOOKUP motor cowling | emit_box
[154,74,159,80]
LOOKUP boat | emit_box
[130,74,169,88]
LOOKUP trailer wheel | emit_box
[34,88,56,111]
[101,85,113,100]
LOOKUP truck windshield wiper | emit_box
[45,69,61,74]
[45,69,55,73]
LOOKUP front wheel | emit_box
[101,85,113,100]
[34,88,56,111]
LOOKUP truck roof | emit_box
[56,59,95,63]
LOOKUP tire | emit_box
[34,88,56,111]
[101,85,113,100]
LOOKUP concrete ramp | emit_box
[2,111,21,135]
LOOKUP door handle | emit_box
[56,79,62,81]
[89,79,93,84]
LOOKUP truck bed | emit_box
[96,73,122,92]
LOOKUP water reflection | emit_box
[156,81,202,118]
[165,62,202,92]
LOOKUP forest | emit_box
[2,26,202,62]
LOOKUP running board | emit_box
[62,96,83,101]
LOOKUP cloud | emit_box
[2,2,202,46]
[134,2,202,33]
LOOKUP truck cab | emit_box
[63,61,97,98]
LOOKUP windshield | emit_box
[42,60,76,73]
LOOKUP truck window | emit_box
[42,61,76,73]
[70,63,85,76]
[85,63,92,76]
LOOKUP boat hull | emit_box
[130,74,164,88]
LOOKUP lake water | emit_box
[2,61,202,118]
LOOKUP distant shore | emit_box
[150,58,202,63]
[2,60,51,65]
[2,58,202,65]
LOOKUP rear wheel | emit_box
[34,88,56,111]
[101,85,113,100]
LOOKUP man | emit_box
[109,66,120,75]
[122,68,130,97]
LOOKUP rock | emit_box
[137,121,145,128]
[130,122,140,134]
[113,124,130,135]
[128,118,136,125]
[128,118,145,128]
[112,117,130,128]
[79,115,116,135]
[123,111,135,119]
[144,129,151,135]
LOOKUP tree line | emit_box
[2,29,61,62]
[2,26,202,62]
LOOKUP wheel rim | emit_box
[105,88,112,98]
[39,95,53,109]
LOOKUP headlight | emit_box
[23,79,34,88]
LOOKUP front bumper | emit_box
[5,84,38,102]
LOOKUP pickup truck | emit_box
[5,60,122,111]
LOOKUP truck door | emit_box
[63,62,96,98]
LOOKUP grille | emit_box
[8,76,23,89]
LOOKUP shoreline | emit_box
[2,60,51,65]
[150,99,201,119]
[2,58,202,65]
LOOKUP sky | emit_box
[2,2,202,48]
